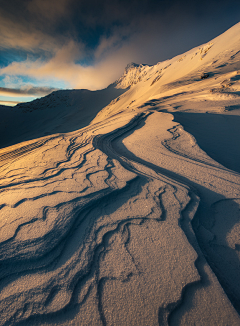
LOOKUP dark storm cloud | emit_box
[1,0,239,53]
[0,0,240,89]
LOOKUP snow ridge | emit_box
[0,22,240,326]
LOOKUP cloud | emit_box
[27,0,70,21]
[0,100,21,106]
[0,0,188,54]
[1,0,240,92]
[0,0,75,55]
[0,56,121,91]
[0,14,61,54]
[0,36,141,90]
[0,86,58,98]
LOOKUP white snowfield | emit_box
[0,23,240,326]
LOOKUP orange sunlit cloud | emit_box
[0,86,57,97]
[1,0,238,96]
[0,100,20,106]
[0,39,138,90]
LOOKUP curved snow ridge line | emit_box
[12,183,198,326]
[0,110,239,324]
[0,136,93,189]
[0,113,132,189]
[0,168,138,271]
[92,113,212,323]
[95,183,200,326]
[65,134,94,160]
[0,167,133,257]
[0,187,118,283]
[0,112,201,325]
[92,112,202,232]
[200,197,240,315]
[0,177,145,325]
[93,112,201,196]
[2,122,140,320]
[0,138,53,166]
[0,152,119,246]
[92,111,240,324]
[162,124,240,175]
[0,125,135,248]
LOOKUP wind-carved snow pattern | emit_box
[0,113,199,325]
[1,22,240,326]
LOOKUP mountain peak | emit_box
[115,62,152,89]
[124,62,140,73]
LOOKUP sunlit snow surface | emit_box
[0,23,240,325]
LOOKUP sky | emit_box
[0,0,240,106]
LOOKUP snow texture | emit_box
[0,22,240,326]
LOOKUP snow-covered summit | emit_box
[93,22,240,124]
[115,62,152,89]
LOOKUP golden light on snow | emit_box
[0,22,240,325]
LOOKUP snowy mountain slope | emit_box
[0,85,126,149]
[0,23,240,326]
[94,22,240,122]
[92,22,240,172]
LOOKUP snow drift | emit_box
[0,22,240,326]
